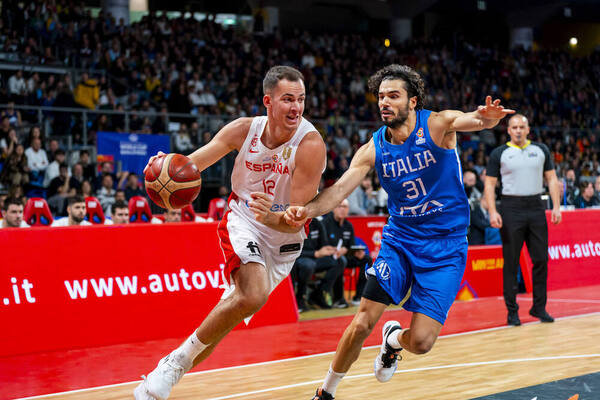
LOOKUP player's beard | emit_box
[382,103,409,129]
[72,214,84,224]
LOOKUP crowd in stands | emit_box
[1,2,600,233]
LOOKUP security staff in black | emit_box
[321,199,356,308]
[294,217,342,311]
[484,114,562,326]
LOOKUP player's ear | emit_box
[263,94,271,109]
[409,95,417,110]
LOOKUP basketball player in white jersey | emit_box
[134,66,326,400]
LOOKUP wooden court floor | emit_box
[28,313,600,400]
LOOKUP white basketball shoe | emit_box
[374,320,402,383]
[133,352,188,400]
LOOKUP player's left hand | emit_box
[249,192,274,223]
[551,208,562,225]
[477,96,515,120]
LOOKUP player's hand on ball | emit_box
[284,206,309,228]
[249,192,274,223]
[144,151,166,174]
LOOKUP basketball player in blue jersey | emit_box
[281,64,515,399]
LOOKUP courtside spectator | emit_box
[322,199,356,309]
[151,209,182,224]
[574,182,600,208]
[293,217,339,312]
[0,197,29,228]
[51,196,92,227]
[165,209,182,223]
[105,200,129,225]
[345,241,373,306]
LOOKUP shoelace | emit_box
[161,359,185,385]
[381,344,402,368]
[313,388,333,400]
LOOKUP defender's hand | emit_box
[249,192,274,223]
[284,206,309,228]
[477,96,515,120]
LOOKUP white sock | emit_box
[322,366,345,396]
[386,328,403,350]
[171,332,208,371]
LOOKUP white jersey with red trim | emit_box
[228,116,317,247]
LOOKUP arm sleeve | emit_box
[486,146,503,178]
[539,143,554,171]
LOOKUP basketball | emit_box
[144,153,202,209]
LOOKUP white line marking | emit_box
[205,354,600,400]
[14,311,600,400]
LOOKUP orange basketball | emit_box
[144,153,202,209]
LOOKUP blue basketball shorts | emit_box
[369,231,468,324]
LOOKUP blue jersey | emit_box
[373,109,469,239]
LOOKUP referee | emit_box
[483,114,562,326]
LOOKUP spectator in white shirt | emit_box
[197,88,217,107]
[174,128,195,153]
[347,177,378,216]
[96,173,116,214]
[8,70,26,98]
[25,138,49,173]
[43,149,69,187]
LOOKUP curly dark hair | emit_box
[367,64,426,110]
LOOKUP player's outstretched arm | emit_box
[435,96,515,135]
[285,139,376,228]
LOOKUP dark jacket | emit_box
[468,205,489,245]
[300,217,329,258]
[321,212,355,249]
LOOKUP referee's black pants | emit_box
[499,195,549,314]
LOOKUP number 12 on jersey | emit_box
[262,179,275,195]
[403,177,427,199]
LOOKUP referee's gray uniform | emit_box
[486,141,554,316]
